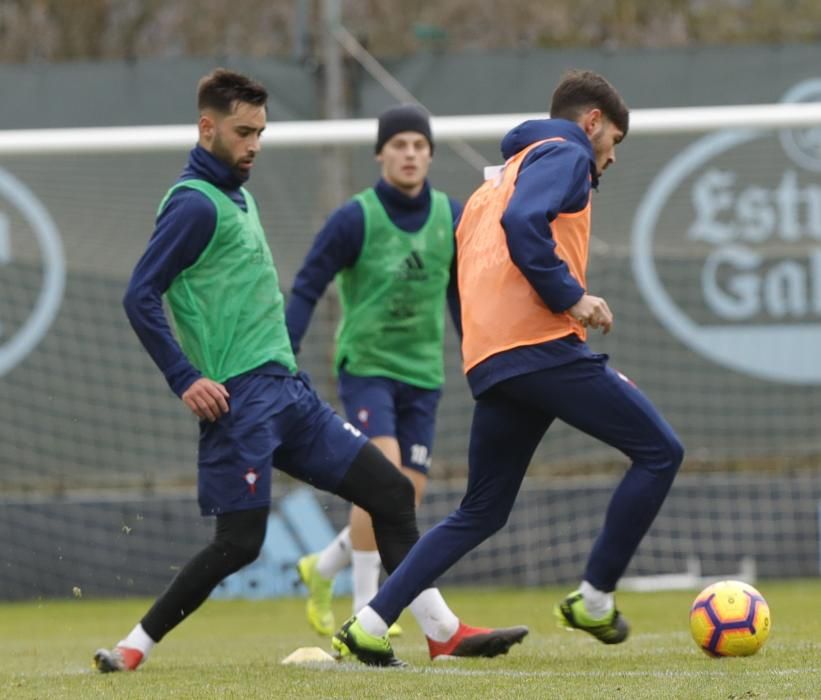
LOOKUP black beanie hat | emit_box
[375,104,434,154]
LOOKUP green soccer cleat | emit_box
[554,590,630,644]
[296,553,335,637]
[331,617,407,667]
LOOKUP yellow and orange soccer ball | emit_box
[689,580,771,657]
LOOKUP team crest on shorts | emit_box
[244,468,258,494]
[357,407,369,428]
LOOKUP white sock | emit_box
[351,549,382,614]
[316,526,352,579]
[409,588,459,642]
[356,605,389,637]
[119,623,156,657]
[580,580,614,619]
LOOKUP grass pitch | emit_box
[1,580,819,699]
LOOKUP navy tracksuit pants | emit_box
[369,354,684,624]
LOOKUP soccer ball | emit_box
[689,580,771,657]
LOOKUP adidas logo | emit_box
[398,251,427,280]
[405,251,424,269]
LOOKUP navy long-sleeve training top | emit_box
[285,178,463,355]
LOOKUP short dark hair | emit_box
[197,68,268,114]
[550,70,629,136]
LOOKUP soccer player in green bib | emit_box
[93,70,525,672]
[288,105,526,658]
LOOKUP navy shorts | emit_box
[337,369,441,475]
[197,371,367,516]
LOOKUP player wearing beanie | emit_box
[287,103,527,660]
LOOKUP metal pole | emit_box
[292,0,310,63]
[320,0,347,209]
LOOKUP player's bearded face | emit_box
[202,102,266,182]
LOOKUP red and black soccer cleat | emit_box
[93,645,144,673]
[427,621,529,660]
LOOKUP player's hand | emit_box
[568,294,614,335]
[181,378,230,422]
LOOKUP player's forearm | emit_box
[123,284,201,396]
[284,290,318,355]
[501,211,585,312]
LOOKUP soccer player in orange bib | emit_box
[332,70,685,664]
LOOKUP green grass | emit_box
[1,581,819,699]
